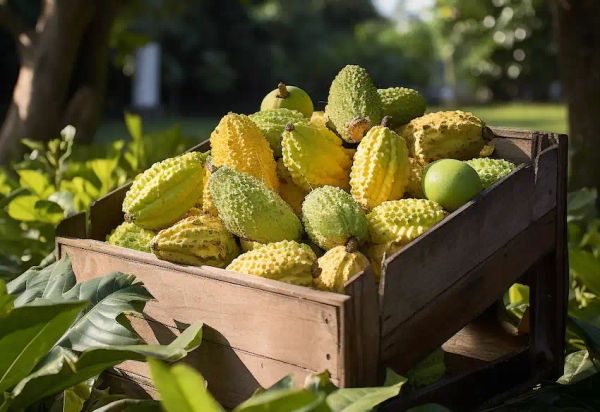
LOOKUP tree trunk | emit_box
[552,0,600,191]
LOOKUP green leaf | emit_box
[558,350,598,385]
[0,300,87,393]
[325,377,406,412]
[0,280,14,317]
[234,388,328,412]
[17,170,54,198]
[570,317,600,365]
[569,249,600,296]
[88,159,119,195]
[149,359,224,412]
[49,378,95,412]
[125,113,143,141]
[567,189,597,224]
[34,199,65,224]
[7,195,40,221]
[304,371,337,396]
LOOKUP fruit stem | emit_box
[311,262,322,279]
[345,237,359,253]
[284,123,295,132]
[381,116,392,128]
[277,82,290,99]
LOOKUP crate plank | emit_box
[89,184,130,241]
[533,145,559,220]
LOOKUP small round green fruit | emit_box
[260,82,314,118]
[423,159,483,211]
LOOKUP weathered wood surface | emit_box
[55,211,86,239]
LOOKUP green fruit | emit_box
[302,186,369,250]
[106,222,155,252]
[377,87,427,127]
[325,65,383,143]
[260,83,314,118]
[423,159,483,211]
[210,167,303,243]
[466,158,516,188]
[249,108,308,157]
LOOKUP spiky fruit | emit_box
[406,158,425,198]
[201,159,219,216]
[210,113,278,191]
[466,158,516,188]
[302,186,369,250]
[423,159,483,211]
[249,109,307,157]
[402,111,486,164]
[363,242,403,282]
[123,151,206,230]
[350,118,410,210]
[106,222,155,252]
[281,123,353,191]
[367,199,447,245]
[276,159,307,215]
[377,87,426,127]
[151,215,239,268]
[227,240,316,286]
[326,65,383,143]
[406,348,446,388]
[210,167,302,243]
[314,239,370,292]
[260,83,314,118]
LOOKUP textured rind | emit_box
[406,348,446,388]
[367,199,447,245]
[377,87,426,127]
[402,111,485,164]
[201,161,219,216]
[406,158,425,198]
[302,186,369,250]
[363,242,403,283]
[325,65,383,143]
[106,222,155,253]
[276,159,307,215]
[314,246,370,292]
[249,109,307,157]
[350,125,410,210]
[309,110,328,129]
[210,113,278,191]
[210,167,302,243]
[123,151,205,229]
[466,158,516,188]
[227,240,316,286]
[281,123,353,191]
[151,214,239,268]
[239,239,264,252]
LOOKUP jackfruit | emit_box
[466,158,516,188]
[406,158,425,198]
[325,65,383,143]
[249,108,307,157]
[302,186,369,250]
[314,239,370,292]
[227,240,316,286]
[406,348,446,388]
[377,87,426,127]
[106,222,155,253]
[210,167,303,243]
[260,83,314,118]
[276,158,307,215]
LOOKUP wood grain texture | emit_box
[55,211,86,239]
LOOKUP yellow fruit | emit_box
[310,110,330,129]
[363,242,403,282]
[106,222,155,253]
[314,239,370,292]
[465,158,516,188]
[249,108,307,157]
[260,83,314,118]
[239,239,264,252]
[406,158,425,198]
[276,159,307,215]
[201,159,219,216]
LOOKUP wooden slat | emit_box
[533,145,559,220]
[55,211,86,239]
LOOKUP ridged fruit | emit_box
[377,87,426,127]
[406,348,446,388]
[367,199,447,245]
[276,158,307,215]
[310,110,329,129]
[123,151,206,229]
[106,222,155,253]
[281,123,353,191]
[350,118,410,210]
[302,186,369,250]
[363,242,403,283]
[466,158,516,188]
[314,239,370,292]
[210,167,302,243]
[210,112,278,191]
[325,65,383,143]
[151,214,239,268]
[227,240,316,286]
[249,108,307,157]
[402,111,485,164]
[201,158,219,216]
[406,158,425,198]
[260,83,314,118]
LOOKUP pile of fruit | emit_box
[107,64,517,293]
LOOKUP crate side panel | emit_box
[89,184,130,241]
[491,137,534,164]
[533,145,559,220]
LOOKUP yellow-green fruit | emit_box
[151,215,239,268]
[276,159,307,215]
[325,65,383,143]
[260,83,314,118]
[310,110,329,129]
[377,87,426,127]
[314,240,370,292]
[123,151,206,230]
[480,143,495,157]
[367,199,447,245]
[106,222,155,253]
[249,108,307,157]
[363,242,403,283]
[210,112,278,191]
[466,158,516,188]
[302,186,369,250]
[406,158,425,198]
[402,111,485,164]
[406,348,446,388]
[239,239,264,252]
[281,123,353,191]
[201,160,219,216]
[227,240,316,286]
[210,167,302,243]
[350,121,410,210]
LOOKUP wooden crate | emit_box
[56,127,568,410]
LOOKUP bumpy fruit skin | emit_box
[123,151,205,229]
[281,123,353,191]
[350,125,410,210]
[210,167,302,243]
[239,239,264,252]
[406,348,446,388]
[106,222,155,253]
[151,215,239,268]
[466,158,516,188]
[302,186,369,250]
[326,65,383,143]
[402,111,485,164]
[260,83,314,118]
[367,199,447,245]
[314,244,370,292]
[406,158,425,198]
[310,110,328,129]
[276,159,307,215]
[377,87,426,127]
[210,113,278,191]
[201,160,219,216]
[363,242,403,282]
[227,240,316,286]
[249,109,307,157]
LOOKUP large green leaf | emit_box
[17,170,54,198]
[49,378,95,412]
[325,378,406,412]
[7,194,41,222]
[558,350,598,385]
[235,388,329,412]
[569,249,600,295]
[0,280,14,317]
[0,301,87,393]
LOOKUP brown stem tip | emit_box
[311,262,322,279]
[381,116,392,128]
[345,237,359,253]
[284,123,295,132]
[277,82,290,99]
